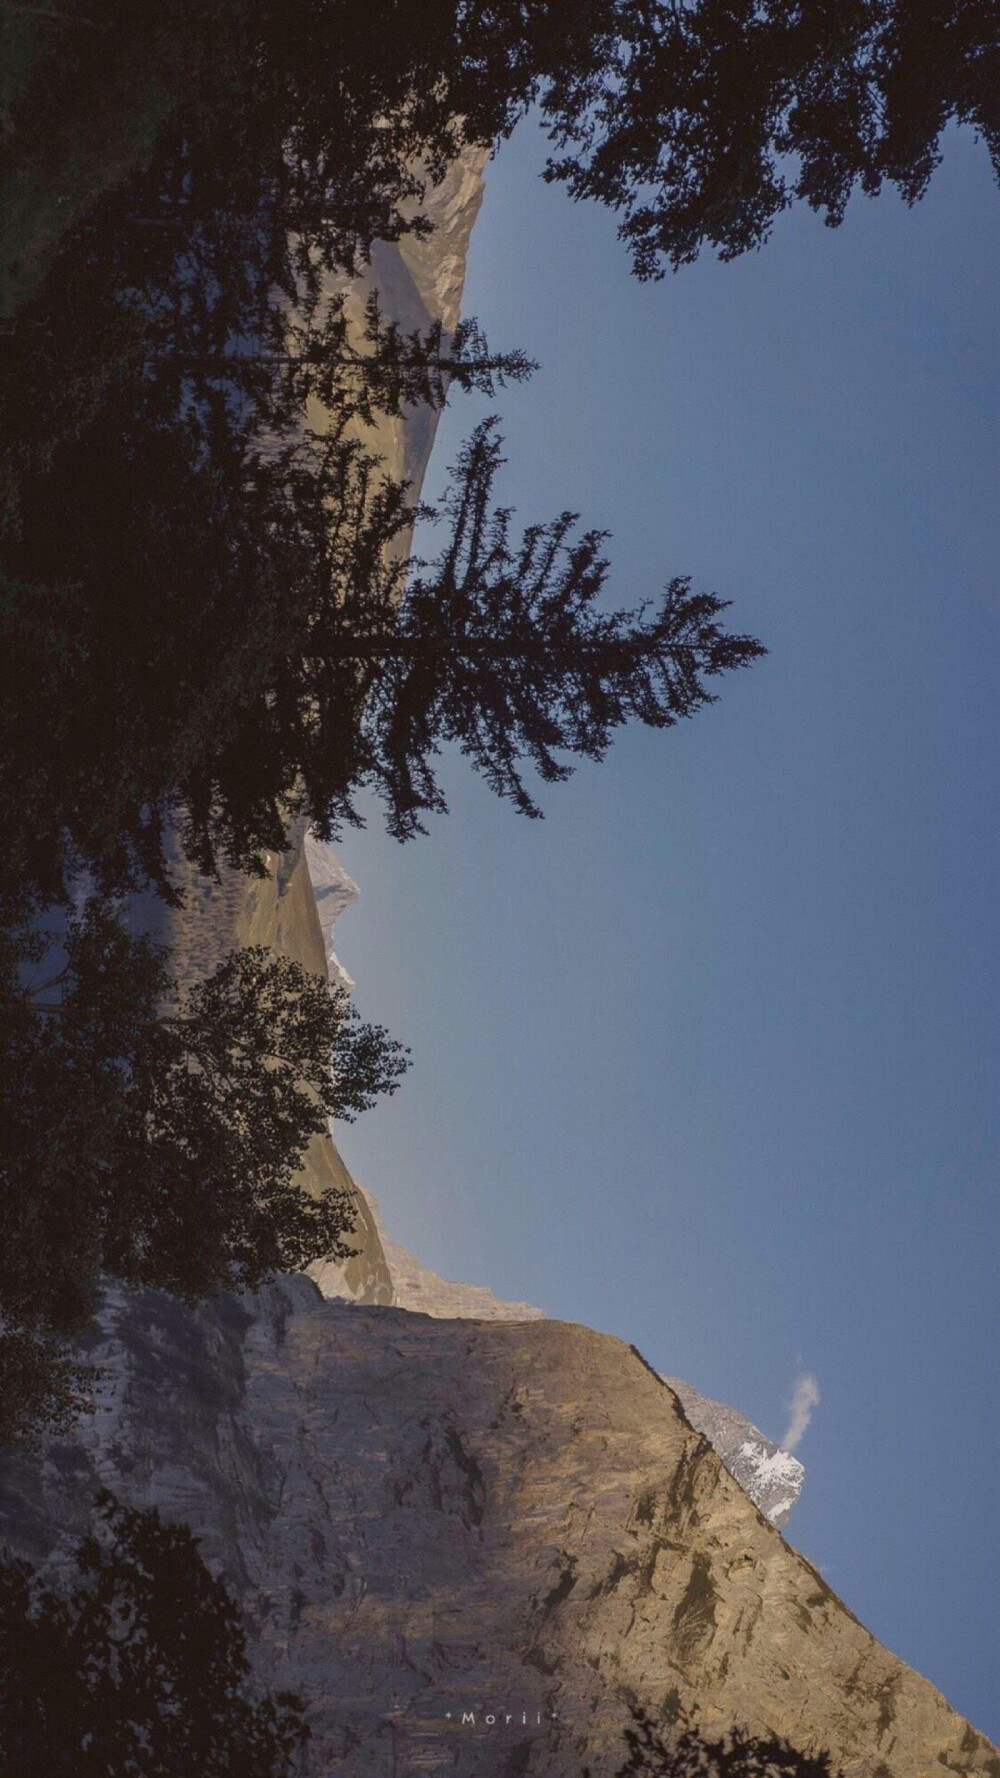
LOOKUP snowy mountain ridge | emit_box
[663,1379,805,1529]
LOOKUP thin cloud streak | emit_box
[782,1372,820,1453]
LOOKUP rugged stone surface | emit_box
[354,1196,804,1525]
[2,1281,994,1778]
[371,1197,548,1323]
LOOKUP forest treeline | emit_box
[5,0,997,314]
[0,6,996,1763]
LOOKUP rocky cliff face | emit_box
[0,1279,995,1778]
[355,1195,804,1527]
[303,832,359,996]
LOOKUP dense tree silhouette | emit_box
[0,901,408,1438]
[7,1,997,320]
[0,187,538,905]
[324,421,765,839]
[592,1701,842,1777]
[531,0,1000,276]
[0,413,412,902]
[7,0,989,890]
[9,0,988,903]
[97,1,1000,283]
[1,391,761,899]
[0,1490,309,1777]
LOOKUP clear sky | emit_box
[332,120,1000,1740]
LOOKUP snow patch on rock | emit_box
[300,840,805,1527]
[665,1378,805,1527]
[303,831,358,995]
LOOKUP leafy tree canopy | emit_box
[1,370,761,900]
[0,1489,309,1777]
[0,901,408,1437]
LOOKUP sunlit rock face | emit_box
[378,1248,805,1526]
[339,1195,804,1525]
[0,1279,995,1778]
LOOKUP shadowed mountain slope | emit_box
[0,1279,994,1778]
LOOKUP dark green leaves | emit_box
[0,903,409,1439]
[0,1490,309,1778]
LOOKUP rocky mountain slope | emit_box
[357,1192,804,1527]
[304,830,359,996]
[0,1278,994,1778]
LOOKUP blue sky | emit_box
[332,121,999,1739]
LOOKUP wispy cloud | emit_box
[782,1372,820,1453]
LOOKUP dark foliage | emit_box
[0,901,408,1437]
[0,168,539,903]
[342,421,764,838]
[0,0,247,316]
[530,0,1000,275]
[0,1324,96,1450]
[6,1,997,302]
[8,0,988,898]
[591,1701,842,1776]
[0,341,760,895]
[0,1490,309,1777]
[1,901,408,1321]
